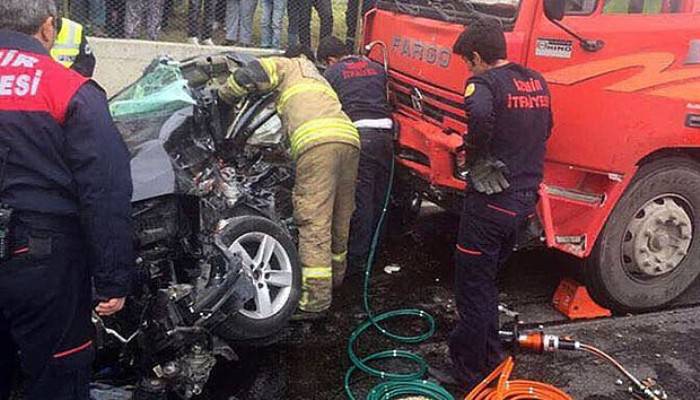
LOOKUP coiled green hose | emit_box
[343,156,455,400]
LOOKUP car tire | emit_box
[213,215,301,342]
[585,157,700,313]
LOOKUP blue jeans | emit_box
[125,0,165,40]
[226,0,259,45]
[260,0,286,48]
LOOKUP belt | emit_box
[353,118,393,130]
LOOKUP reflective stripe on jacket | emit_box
[220,56,360,158]
[50,18,82,68]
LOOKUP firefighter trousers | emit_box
[0,219,94,400]
[294,142,360,312]
[448,190,537,390]
[348,128,393,274]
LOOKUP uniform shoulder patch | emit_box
[464,83,476,97]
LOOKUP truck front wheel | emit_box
[586,157,700,313]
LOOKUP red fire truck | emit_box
[362,0,700,313]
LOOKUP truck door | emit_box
[525,0,700,172]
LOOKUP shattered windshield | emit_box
[377,0,521,28]
[109,61,198,153]
[110,61,196,118]
[109,59,218,199]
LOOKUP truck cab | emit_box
[363,0,700,312]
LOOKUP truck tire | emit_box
[214,215,301,342]
[586,157,700,313]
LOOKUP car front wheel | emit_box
[213,215,301,343]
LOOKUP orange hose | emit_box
[464,357,573,400]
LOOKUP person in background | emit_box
[124,0,165,40]
[105,0,126,38]
[69,0,107,36]
[298,0,333,48]
[0,0,134,398]
[51,16,97,78]
[225,0,258,46]
[260,0,286,48]
[287,0,300,46]
[345,0,375,51]
[317,36,393,281]
[215,0,227,31]
[162,0,176,29]
[188,0,217,45]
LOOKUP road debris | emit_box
[384,264,402,274]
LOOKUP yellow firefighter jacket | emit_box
[219,56,360,159]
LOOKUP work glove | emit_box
[467,158,511,195]
[233,67,259,92]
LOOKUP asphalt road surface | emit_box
[12,205,697,399]
[209,205,700,400]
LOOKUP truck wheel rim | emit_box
[229,232,294,320]
[621,195,693,280]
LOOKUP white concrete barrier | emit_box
[89,37,280,96]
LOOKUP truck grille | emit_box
[392,79,467,125]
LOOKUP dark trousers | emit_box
[298,0,333,48]
[162,0,175,28]
[188,0,217,39]
[345,0,375,50]
[448,190,537,390]
[287,0,300,45]
[106,0,126,37]
[0,221,94,400]
[348,128,393,272]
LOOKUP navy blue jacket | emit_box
[324,55,391,122]
[0,30,133,299]
[464,63,553,192]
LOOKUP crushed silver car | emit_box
[93,52,299,398]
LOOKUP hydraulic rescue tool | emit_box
[495,313,669,400]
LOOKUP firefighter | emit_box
[218,45,360,319]
[429,19,553,390]
[317,36,393,282]
[50,17,96,78]
[0,1,134,399]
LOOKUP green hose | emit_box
[343,156,455,400]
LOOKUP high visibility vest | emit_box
[50,18,83,68]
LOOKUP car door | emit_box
[526,0,700,172]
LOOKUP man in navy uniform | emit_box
[431,19,553,391]
[0,1,133,398]
[318,36,393,284]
